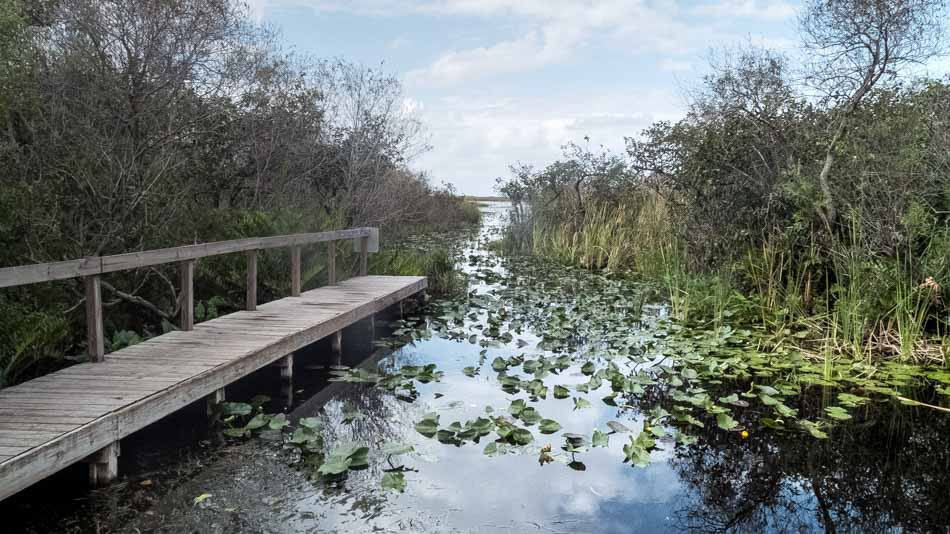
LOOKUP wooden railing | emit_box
[0,228,380,362]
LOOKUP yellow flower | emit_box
[741,430,749,439]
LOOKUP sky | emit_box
[244,1,806,195]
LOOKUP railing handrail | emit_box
[0,227,379,289]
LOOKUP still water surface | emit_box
[257,203,950,533]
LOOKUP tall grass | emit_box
[531,192,676,277]
[521,194,950,365]
[370,247,466,296]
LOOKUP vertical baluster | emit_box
[180,260,195,330]
[327,240,337,285]
[84,275,104,362]
[246,250,258,311]
[290,245,301,297]
[359,236,368,276]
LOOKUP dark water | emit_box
[5,202,950,533]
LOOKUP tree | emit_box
[800,0,949,229]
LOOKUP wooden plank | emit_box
[0,398,125,408]
[180,260,195,331]
[24,376,180,387]
[0,409,113,419]
[328,240,336,285]
[0,415,97,425]
[0,435,59,447]
[57,363,214,377]
[0,422,81,432]
[0,257,100,288]
[0,430,66,438]
[246,250,257,311]
[0,228,376,289]
[84,275,104,362]
[0,383,155,400]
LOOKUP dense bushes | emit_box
[0,0,477,386]
[499,10,950,362]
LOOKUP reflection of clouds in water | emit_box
[270,202,949,533]
[387,440,683,532]
[288,203,687,532]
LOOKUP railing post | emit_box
[180,260,195,331]
[84,274,104,362]
[359,236,368,276]
[327,240,336,285]
[246,250,258,311]
[290,245,301,297]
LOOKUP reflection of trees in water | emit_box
[666,395,950,532]
[312,377,426,518]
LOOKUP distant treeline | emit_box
[0,0,478,386]
[463,196,509,202]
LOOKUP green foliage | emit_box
[195,296,227,323]
[0,308,69,388]
[370,246,467,296]
[499,79,950,363]
[107,330,143,352]
[0,1,481,388]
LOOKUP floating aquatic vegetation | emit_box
[234,215,950,506]
[328,362,443,401]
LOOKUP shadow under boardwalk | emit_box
[0,275,426,501]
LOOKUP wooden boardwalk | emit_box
[0,226,428,501]
[0,275,425,500]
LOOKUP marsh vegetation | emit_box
[497,0,950,370]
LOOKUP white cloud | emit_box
[402,1,714,87]
[691,0,798,20]
[245,0,269,22]
[405,32,567,87]
[659,58,693,72]
[387,35,411,49]
[413,90,684,194]
[252,0,801,194]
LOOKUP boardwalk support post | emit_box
[206,388,226,418]
[84,274,104,362]
[276,354,293,405]
[331,330,342,354]
[327,241,336,285]
[86,441,119,486]
[331,330,342,366]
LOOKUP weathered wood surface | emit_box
[290,246,301,297]
[180,260,195,331]
[84,275,104,362]
[246,250,258,311]
[0,228,378,288]
[0,275,425,501]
